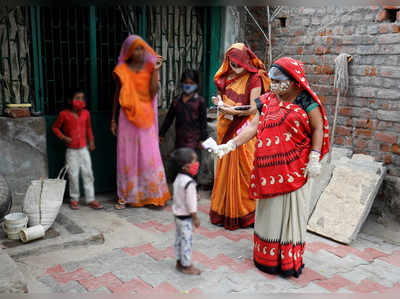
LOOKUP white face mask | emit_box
[270,80,290,95]
[229,61,244,74]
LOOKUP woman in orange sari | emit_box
[210,43,270,230]
[111,35,171,209]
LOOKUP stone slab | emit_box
[307,147,353,221]
[0,252,27,293]
[308,154,386,244]
[0,117,48,208]
[3,206,104,259]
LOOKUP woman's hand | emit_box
[218,106,240,116]
[213,140,237,159]
[154,56,163,70]
[111,120,118,136]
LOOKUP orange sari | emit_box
[210,43,270,230]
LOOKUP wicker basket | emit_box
[23,167,68,231]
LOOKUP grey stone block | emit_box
[0,117,48,208]
[308,153,386,244]
[307,146,353,221]
[0,252,28,293]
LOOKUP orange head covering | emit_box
[214,43,270,93]
[113,35,159,128]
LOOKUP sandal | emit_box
[114,203,126,210]
[88,200,104,210]
[70,201,80,210]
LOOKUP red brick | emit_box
[189,288,204,294]
[307,242,334,253]
[340,107,353,116]
[46,264,64,275]
[356,119,373,129]
[347,279,389,293]
[79,273,122,291]
[52,268,93,284]
[144,282,180,294]
[192,250,212,264]
[122,243,155,257]
[355,248,388,262]
[375,132,397,144]
[290,268,326,286]
[380,143,390,152]
[392,24,400,33]
[326,244,358,258]
[197,204,210,215]
[109,278,152,294]
[322,65,334,74]
[334,136,345,146]
[297,47,303,55]
[392,144,400,155]
[147,246,175,261]
[356,129,373,137]
[379,250,400,267]
[315,275,355,292]
[384,154,393,165]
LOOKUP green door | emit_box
[30,6,221,194]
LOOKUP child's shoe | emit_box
[70,201,80,210]
[88,200,103,209]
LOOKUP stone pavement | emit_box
[14,192,400,294]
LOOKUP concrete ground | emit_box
[9,191,400,294]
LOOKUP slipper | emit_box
[88,200,104,209]
[114,203,126,210]
[70,201,80,210]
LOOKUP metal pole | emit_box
[267,6,272,68]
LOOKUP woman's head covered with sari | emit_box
[269,56,330,159]
[113,35,159,129]
[214,43,270,92]
[117,35,158,66]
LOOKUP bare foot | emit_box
[177,265,201,275]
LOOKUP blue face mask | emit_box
[182,84,198,94]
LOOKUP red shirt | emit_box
[52,109,94,149]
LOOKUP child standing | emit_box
[159,69,209,160]
[171,147,201,275]
[52,89,103,210]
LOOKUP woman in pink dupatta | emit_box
[111,35,171,209]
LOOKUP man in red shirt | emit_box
[53,89,103,210]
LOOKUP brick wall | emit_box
[241,6,400,215]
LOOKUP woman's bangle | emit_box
[111,119,116,123]
[311,149,321,154]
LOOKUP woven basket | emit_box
[23,167,68,231]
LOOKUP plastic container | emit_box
[19,224,45,243]
[2,212,28,240]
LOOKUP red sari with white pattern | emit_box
[250,57,330,278]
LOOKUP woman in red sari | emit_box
[210,43,270,230]
[214,57,330,277]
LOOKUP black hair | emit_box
[65,88,86,109]
[170,147,196,180]
[181,69,199,85]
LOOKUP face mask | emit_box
[187,162,200,176]
[182,84,198,94]
[270,80,290,95]
[229,61,244,74]
[72,99,86,111]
